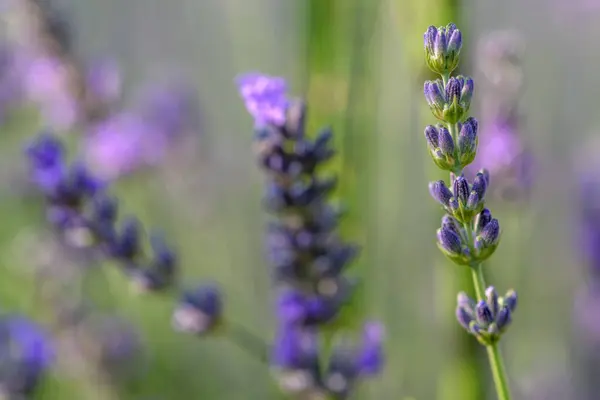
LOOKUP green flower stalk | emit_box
[422,23,518,400]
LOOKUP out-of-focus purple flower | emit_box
[134,80,201,135]
[236,72,289,127]
[83,112,159,180]
[355,322,385,376]
[25,131,66,193]
[21,55,79,130]
[0,315,54,396]
[85,59,121,106]
[83,79,200,180]
[474,122,524,173]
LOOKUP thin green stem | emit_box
[469,262,485,302]
[486,342,512,400]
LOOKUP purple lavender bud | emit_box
[495,307,512,331]
[447,26,462,54]
[271,326,320,394]
[466,191,480,210]
[424,80,445,120]
[453,175,470,205]
[91,194,118,223]
[436,226,463,255]
[457,291,476,314]
[460,76,474,106]
[110,216,142,261]
[485,286,500,318]
[474,218,501,260]
[445,77,462,103]
[130,232,178,292]
[236,72,289,127]
[474,208,493,235]
[433,29,448,60]
[25,132,66,193]
[68,162,104,197]
[475,301,494,326]
[429,180,453,207]
[456,305,474,330]
[458,117,478,166]
[424,125,440,151]
[442,76,472,124]
[471,171,488,200]
[355,321,385,376]
[503,289,517,312]
[424,23,461,74]
[172,284,223,335]
[479,218,500,245]
[437,125,455,156]
[480,168,490,186]
[276,289,308,325]
[441,214,461,236]
[424,26,437,49]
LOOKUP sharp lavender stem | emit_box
[423,23,517,400]
[236,72,384,398]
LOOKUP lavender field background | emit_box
[0,0,598,399]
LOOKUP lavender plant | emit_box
[24,130,227,394]
[236,73,384,399]
[423,24,518,400]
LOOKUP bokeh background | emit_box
[0,0,599,398]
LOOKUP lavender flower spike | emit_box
[422,23,516,400]
[236,72,384,397]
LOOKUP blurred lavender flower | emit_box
[0,315,54,397]
[83,80,200,180]
[467,31,532,203]
[237,72,384,397]
[9,0,119,128]
[25,131,183,294]
[19,54,122,131]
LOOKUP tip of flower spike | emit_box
[235,72,289,127]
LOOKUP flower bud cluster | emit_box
[455,287,517,345]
